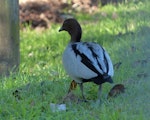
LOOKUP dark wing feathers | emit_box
[102,48,109,73]
[72,44,100,75]
[71,42,110,77]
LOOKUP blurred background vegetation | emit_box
[19,0,130,29]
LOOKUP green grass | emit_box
[1,0,150,119]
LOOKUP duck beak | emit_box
[59,27,64,32]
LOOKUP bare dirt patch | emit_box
[19,0,99,29]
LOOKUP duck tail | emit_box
[104,76,113,83]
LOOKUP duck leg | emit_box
[97,84,102,104]
[79,83,87,102]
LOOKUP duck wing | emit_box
[63,42,114,82]
[72,42,113,75]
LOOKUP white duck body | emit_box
[63,41,114,84]
[59,18,114,101]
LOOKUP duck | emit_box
[59,18,114,102]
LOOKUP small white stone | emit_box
[50,103,66,112]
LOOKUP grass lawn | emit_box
[0,0,150,119]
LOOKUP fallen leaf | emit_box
[137,72,148,78]
[113,62,122,70]
[107,84,125,99]
[132,59,148,67]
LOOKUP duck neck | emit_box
[70,33,81,42]
[70,27,82,43]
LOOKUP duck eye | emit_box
[63,21,67,25]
